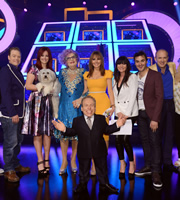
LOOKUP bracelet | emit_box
[110,104,115,108]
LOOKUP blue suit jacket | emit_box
[0,64,25,118]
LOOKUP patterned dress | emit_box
[22,65,54,136]
[54,68,85,140]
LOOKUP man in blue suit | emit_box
[0,47,30,182]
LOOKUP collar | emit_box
[156,63,169,74]
[8,63,21,71]
[84,114,94,120]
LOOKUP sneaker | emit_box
[174,159,180,167]
[0,168,4,174]
[152,172,163,188]
[135,166,151,177]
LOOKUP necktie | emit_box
[87,117,92,129]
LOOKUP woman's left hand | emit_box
[72,98,81,108]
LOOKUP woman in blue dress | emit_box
[54,49,85,175]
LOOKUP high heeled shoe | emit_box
[59,168,67,175]
[44,160,50,174]
[128,173,135,180]
[37,161,47,177]
[71,167,78,173]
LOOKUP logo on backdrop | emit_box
[0,0,16,54]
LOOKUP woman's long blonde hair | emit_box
[175,64,180,84]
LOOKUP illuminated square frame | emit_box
[121,29,143,40]
[22,44,71,73]
[73,21,112,43]
[44,31,65,42]
[72,43,114,71]
[34,22,76,45]
[113,42,156,72]
[112,20,153,43]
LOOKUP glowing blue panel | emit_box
[73,20,112,43]
[0,27,5,39]
[72,43,114,71]
[21,44,71,73]
[34,22,76,44]
[111,20,152,43]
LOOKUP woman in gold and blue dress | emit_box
[54,49,85,175]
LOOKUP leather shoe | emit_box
[99,183,119,194]
[4,171,19,182]
[15,165,30,173]
[73,183,87,193]
[163,164,179,173]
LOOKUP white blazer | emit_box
[113,73,138,117]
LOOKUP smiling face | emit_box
[40,51,49,67]
[91,55,102,70]
[134,55,148,73]
[117,63,127,74]
[155,50,169,69]
[66,53,77,69]
[8,50,21,67]
[81,97,96,117]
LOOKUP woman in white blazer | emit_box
[113,56,138,180]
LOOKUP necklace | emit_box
[67,68,78,75]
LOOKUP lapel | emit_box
[144,69,151,91]
[7,64,25,88]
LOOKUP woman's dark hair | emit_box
[87,51,105,77]
[35,47,53,71]
[114,56,131,85]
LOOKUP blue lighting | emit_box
[0,27,5,39]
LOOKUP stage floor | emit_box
[0,145,179,200]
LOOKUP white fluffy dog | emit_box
[36,69,61,119]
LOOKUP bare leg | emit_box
[34,135,44,171]
[60,140,69,170]
[105,140,109,149]
[120,160,126,173]
[129,161,135,174]
[43,135,51,169]
[71,140,78,169]
[91,159,96,175]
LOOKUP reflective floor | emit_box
[0,145,180,200]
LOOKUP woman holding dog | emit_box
[74,51,115,176]
[22,47,54,176]
[54,49,85,175]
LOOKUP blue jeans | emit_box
[0,117,24,172]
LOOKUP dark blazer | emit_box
[0,64,25,118]
[143,69,163,122]
[65,114,120,159]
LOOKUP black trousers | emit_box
[175,112,180,158]
[137,110,161,172]
[78,156,108,185]
[115,117,136,162]
[159,99,175,165]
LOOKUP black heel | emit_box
[37,161,47,176]
[44,160,50,173]
[128,173,135,180]
[119,172,125,179]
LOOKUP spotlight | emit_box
[83,1,86,5]
[131,2,135,6]
[174,2,178,6]
[104,5,108,9]
[48,3,51,7]
[24,8,27,12]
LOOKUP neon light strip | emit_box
[72,43,114,71]
[34,21,76,44]
[125,11,180,67]
[113,42,156,61]
[111,20,152,43]
[0,1,16,53]
[21,44,71,73]
[73,20,112,43]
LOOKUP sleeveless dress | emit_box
[22,65,54,136]
[54,68,85,140]
[83,70,113,141]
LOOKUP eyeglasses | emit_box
[66,55,77,61]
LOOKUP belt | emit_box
[89,91,105,93]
